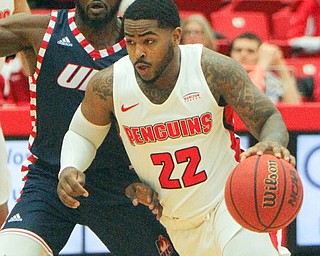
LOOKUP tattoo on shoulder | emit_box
[201,50,276,131]
[92,70,113,101]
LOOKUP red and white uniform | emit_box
[114,44,240,220]
[113,44,291,256]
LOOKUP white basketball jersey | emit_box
[113,44,241,220]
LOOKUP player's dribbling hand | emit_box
[239,140,296,166]
[125,182,163,220]
[57,167,89,209]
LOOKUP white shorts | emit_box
[161,199,291,256]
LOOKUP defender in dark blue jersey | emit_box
[0,1,176,255]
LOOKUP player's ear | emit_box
[172,27,181,46]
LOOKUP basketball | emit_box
[224,154,303,233]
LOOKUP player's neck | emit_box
[137,48,181,104]
[76,17,123,49]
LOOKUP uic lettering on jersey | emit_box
[58,64,98,91]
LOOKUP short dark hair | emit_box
[230,32,262,49]
[123,0,180,29]
[229,32,262,55]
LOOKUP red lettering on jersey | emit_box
[58,64,98,91]
[201,112,213,133]
[124,126,135,146]
[154,123,167,141]
[166,121,181,139]
[123,112,213,146]
[140,125,155,143]
[187,116,202,135]
[0,9,11,19]
[131,127,144,145]
[180,119,189,137]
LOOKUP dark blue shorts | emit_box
[2,159,176,255]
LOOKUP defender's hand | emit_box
[240,140,296,166]
[125,182,163,220]
[57,167,89,209]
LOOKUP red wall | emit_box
[1,103,320,137]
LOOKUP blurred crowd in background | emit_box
[1,0,320,106]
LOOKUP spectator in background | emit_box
[180,14,218,51]
[230,32,301,104]
[288,0,320,54]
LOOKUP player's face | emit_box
[230,38,260,67]
[124,19,180,84]
[75,0,121,28]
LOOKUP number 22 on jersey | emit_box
[151,146,207,189]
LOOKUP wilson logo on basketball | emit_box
[263,160,278,207]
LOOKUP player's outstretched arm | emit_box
[202,48,293,164]
[0,12,49,59]
[58,67,115,208]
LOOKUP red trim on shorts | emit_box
[0,228,53,254]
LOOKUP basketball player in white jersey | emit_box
[0,0,30,226]
[58,0,295,255]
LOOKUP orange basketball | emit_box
[224,154,303,232]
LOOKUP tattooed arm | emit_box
[82,65,115,125]
[57,67,115,208]
[201,48,294,164]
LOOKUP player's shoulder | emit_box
[90,65,114,88]
[201,47,234,66]
[85,65,115,104]
[201,47,246,79]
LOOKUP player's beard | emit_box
[137,42,175,85]
[74,0,121,29]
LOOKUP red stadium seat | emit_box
[285,57,320,101]
[175,0,231,17]
[231,0,292,13]
[210,9,270,41]
[179,10,206,20]
[230,0,301,40]
[271,7,292,40]
[216,39,231,55]
[285,57,320,77]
